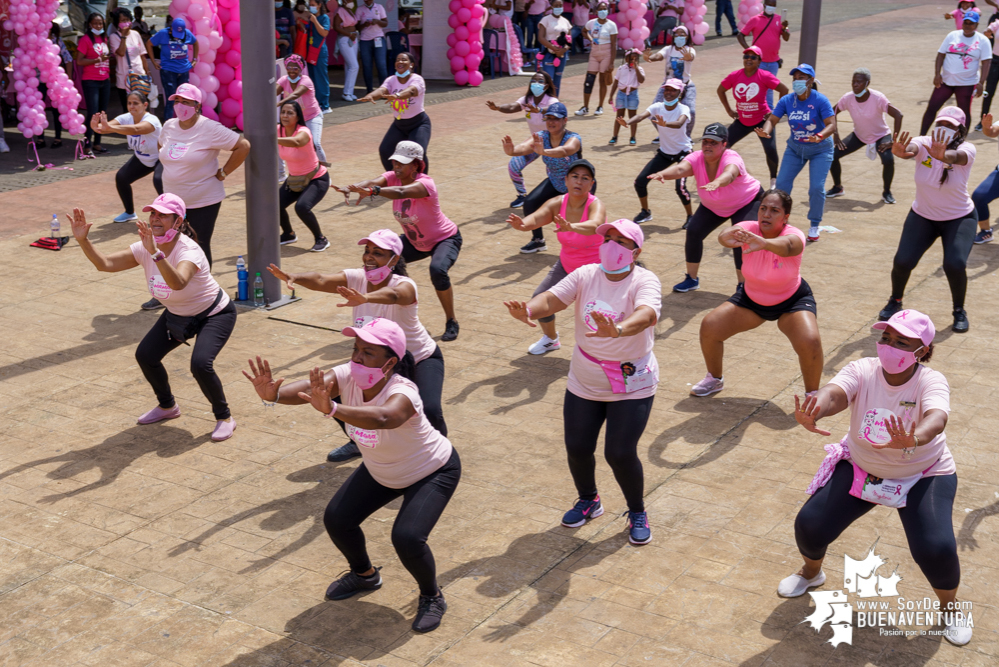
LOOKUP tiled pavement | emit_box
[0,2,997,665]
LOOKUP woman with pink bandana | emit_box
[504,220,661,546]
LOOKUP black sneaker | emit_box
[681,215,691,230]
[520,238,547,254]
[825,185,845,198]
[280,232,297,245]
[412,593,447,633]
[310,237,330,252]
[141,298,164,311]
[952,308,969,333]
[327,441,361,462]
[510,195,526,208]
[634,209,653,224]
[441,318,460,342]
[878,297,903,321]
[882,191,896,205]
[325,567,383,600]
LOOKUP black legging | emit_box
[795,460,960,590]
[115,156,164,215]
[379,112,432,174]
[82,78,111,147]
[982,54,999,118]
[727,118,779,179]
[890,209,977,309]
[134,300,236,420]
[829,132,894,192]
[186,202,223,268]
[279,172,329,242]
[635,149,691,203]
[684,187,764,266]
[563,390,653,514]
[324,447,461,597]
[401,231,462,292]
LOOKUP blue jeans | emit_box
[307,47,330,109]
[160,69,189,121]
[715,0,737,34]
[776,138,834,229]
[525,13,544,49]
[570,25,586,55]
[82,78,110,145]
[359,38,388,94]
[541,51,567,96]
[760,61,779,108]
[972,166,999,223]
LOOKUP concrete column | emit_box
[422,0,451,79]
[798,0,822,69]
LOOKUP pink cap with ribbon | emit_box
[358,229,404,256]
[343,317,408,359]
[872,309,936,346]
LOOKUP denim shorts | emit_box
[616,89,640,111]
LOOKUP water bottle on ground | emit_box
[236,256,248,301]
[253,273,265,307]
[50,214,60,239]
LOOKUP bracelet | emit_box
[151,250,166,263]
[324,403,338,418]
[261,399,276,408]
[914,435,920,447]
[372,185,381,197]
[525,305,533,319]
[615,324,624,338]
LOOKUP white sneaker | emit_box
[944,610,973,646]
[574,106,588,116]
[0,137,9,153]
[528,334,560,355]
[594,106,604,116]
[777,570,826,598]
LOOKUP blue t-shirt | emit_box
[771,90,835,143]
[540,130,583,193]
[150,29,196,73]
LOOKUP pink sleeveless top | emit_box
[556,193,602,272]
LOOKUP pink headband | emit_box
[285,54,305,70]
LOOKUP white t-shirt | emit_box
[938,30,991,87]
[646,102,691,155]
[159,115,240,209]
[344,268,437,364]
[657,45,694,84]
[585,18,617,45]
[109,31,147,90]
[116,112,162,167]
[547,264,662,402]
[539,14,572,48]
[331,363,452,489]
[830,357,955,480]
[129,235,229,316]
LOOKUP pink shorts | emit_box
[588,43,613,72]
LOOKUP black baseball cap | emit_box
[700,122,728,142]
[567,159,596,178]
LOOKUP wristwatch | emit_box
[151,250,166,263]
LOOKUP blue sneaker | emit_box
[114,211,138,223]
[672,273,699,293]
[625,510,651,545]
[561,496,604,528]
[510,195,526,208]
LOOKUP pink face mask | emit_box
[350,360,388,390]
[876,342,922,374]
[154,227,179,244]
[364,264,393,284]
[599,240,635,274]
[174,103,197,121]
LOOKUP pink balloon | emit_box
[225,20,241,40]
[194,61,212,78]
[203,107,219,122]
[450,55,465,71]
[640,26,651,40]
[231,37,241,53]
[221,34,233,52]
[215,63,235,85]
[236,113,243,130]
[221,98,241,118]
[461,0,475,7]
[447,14,460,29]
[692,32,705,45]
[209,31,224,50]
[626,9,638,20]
[173,0,192,11]
[449,0,462,11]
[620,38,634,50]
[457,8,471,22]
[205,91,219,109]
[455,40,470,57]
[218,7,231,22]
[228,79,243,100]
[189,73,202,87]
[188,2,207,20]
[454,69,470,85]
[469,70,484,87]
[219,114,235,128]
[200,49,216,64]
[225,49,241,68]
[446,33,458,47]
[196,35,211,52]
[455,25,470,41]
[467,18,482,32]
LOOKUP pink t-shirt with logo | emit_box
[683,149,762,217]
[331,363,452,489]
[836,90,892,145]
[735,220,806,306]
[130,235,229,316]
[343,269,437,363]
[159,115,241,209]
[740,13,783,62]
[278,125,327,179]
[383,172,459,252]
[517,94,559,134]
[78,34,111,81]
[383,74,426,119]
[830,356,955,480]
[721,67,782,126]
[910,136,976,221]
[357,2,387,41]
[547,264,662,402]
[278,74,322,121]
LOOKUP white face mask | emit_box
[764,5,775,15]
[935,125,957,145]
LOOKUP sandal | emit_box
[51,139,62,148]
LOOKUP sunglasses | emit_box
[743,54,760,60]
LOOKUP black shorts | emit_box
[727,278,817,321]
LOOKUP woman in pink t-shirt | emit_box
[879,106,977,334]
[244,319,459,634]
[277,101,329,252]
[504,220,661,547]
[649,121,764,293]
[275,55,328,164]
[485,71,560,205]
[338,141,461,341]
[358,53,433,174]
[67,194,237,443]
[691,189,822,397]
[827,68,904,204]
[76,12,112,155]
[506,160,605,355]
[779,310,971,647]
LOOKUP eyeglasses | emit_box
[743,54,760,60]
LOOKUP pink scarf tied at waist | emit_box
[805,437,850,495]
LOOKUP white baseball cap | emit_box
[388,141,424,164]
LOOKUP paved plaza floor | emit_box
[0,2,997,665]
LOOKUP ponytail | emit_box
[386,349,417,383]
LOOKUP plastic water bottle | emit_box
[253,273,264,307]
[236,256,248,301]
[50,214,59,239]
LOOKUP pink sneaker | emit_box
[211,418,237,442]
[690,373,724,397]
[137,405,181,425]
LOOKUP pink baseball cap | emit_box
[663,77,685,92]
[358,229,403,256]
[169,83,203,105]
[934,106,966,128]
[872,309,936,347]
[596,219,644,248]
[743,45,763,58]
[142,193,187,218]
[343,317,407,359]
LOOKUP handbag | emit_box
[164,290,224,345]
[124,38,152,96]
[306,20,328,65]
[286,165,320,192]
